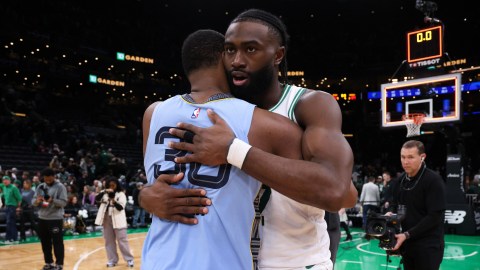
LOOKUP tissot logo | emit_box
[445,210,466,224]
[447,157,461,161]
[447,173,460,178]
[408,58,441,68]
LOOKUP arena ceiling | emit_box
[1,0,479,91]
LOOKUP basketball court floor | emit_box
[1,227,479,270]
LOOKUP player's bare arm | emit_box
[170,92,357,211]
[294,90,357,209]
[140,102,211,225]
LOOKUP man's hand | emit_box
[392,233,407,251]
[139,172,212,225]
[168,109,235,166]
[36,195,44,204]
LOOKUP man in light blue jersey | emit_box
[141,29,304,270]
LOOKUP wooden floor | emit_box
[0,232,147,270]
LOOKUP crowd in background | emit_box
[0,137,149,243]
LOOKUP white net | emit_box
[405,122,423,137]
[404,114,425,137]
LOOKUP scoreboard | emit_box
[407,25,443,63]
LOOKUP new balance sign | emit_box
[445,210,466,224]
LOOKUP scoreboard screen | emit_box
[407,25,443,63]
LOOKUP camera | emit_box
[41,186,50,200]
[365,209,405,255]
[108,191,115,199]
[40,186,50,207]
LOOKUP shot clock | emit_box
[407,25,443,63]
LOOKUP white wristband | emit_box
[226,138,252,169]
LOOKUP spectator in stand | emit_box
[93,179,103,192]
[32,175,41,191]
[0,175,22,244]
[19,179,39,241]
[10,167,18,181]
[49,156,61,170]
[131,182,146,228]
[467,175,480,195]
[56,167,69,184]
[81,185,96,206]
[66,157,82,179]
[64,195,82,217]
[79,157,88,174]
[65,184,78,199]
[13,178,22,189]
[51,143,61,156]
[21,170,30,185]
[77,170,89,190]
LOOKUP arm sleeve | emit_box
[53,184,68,208]
[407,210,444,239]
[15,188,22,206]
[32,184,43,207]
[113,192,126,211]
[359,185,365,203]
[95,190,106,203]
[113,201,124,211]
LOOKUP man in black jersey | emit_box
[389,140,446,270]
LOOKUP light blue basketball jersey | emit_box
[142,94,261,270]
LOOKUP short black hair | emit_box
[41,167,55,177]
[181,29,225,76]
[232,9,290,84]
[402,140,425,155]
[106,176,123,192]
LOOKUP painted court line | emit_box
[73,236,144,270]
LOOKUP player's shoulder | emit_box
[298,88,337,105]
[295,88,341,126]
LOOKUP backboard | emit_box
[381,73,461,127]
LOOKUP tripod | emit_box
[385,252,403,270]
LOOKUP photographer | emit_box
[94,176,134,268]
[33,168,68,270]
[389,140,446,270]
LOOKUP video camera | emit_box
[40,185,50,207]
[365,206,405,255]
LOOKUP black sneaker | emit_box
[55,265,63,270]
[41,264,55,270]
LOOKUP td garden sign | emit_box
[116,52,154,64]
[89,75,125,87]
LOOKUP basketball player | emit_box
[141,9,357,270]
[141,29,305,269]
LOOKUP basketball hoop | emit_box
[403,113,426,137]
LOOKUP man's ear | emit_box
[274,46,285,66]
